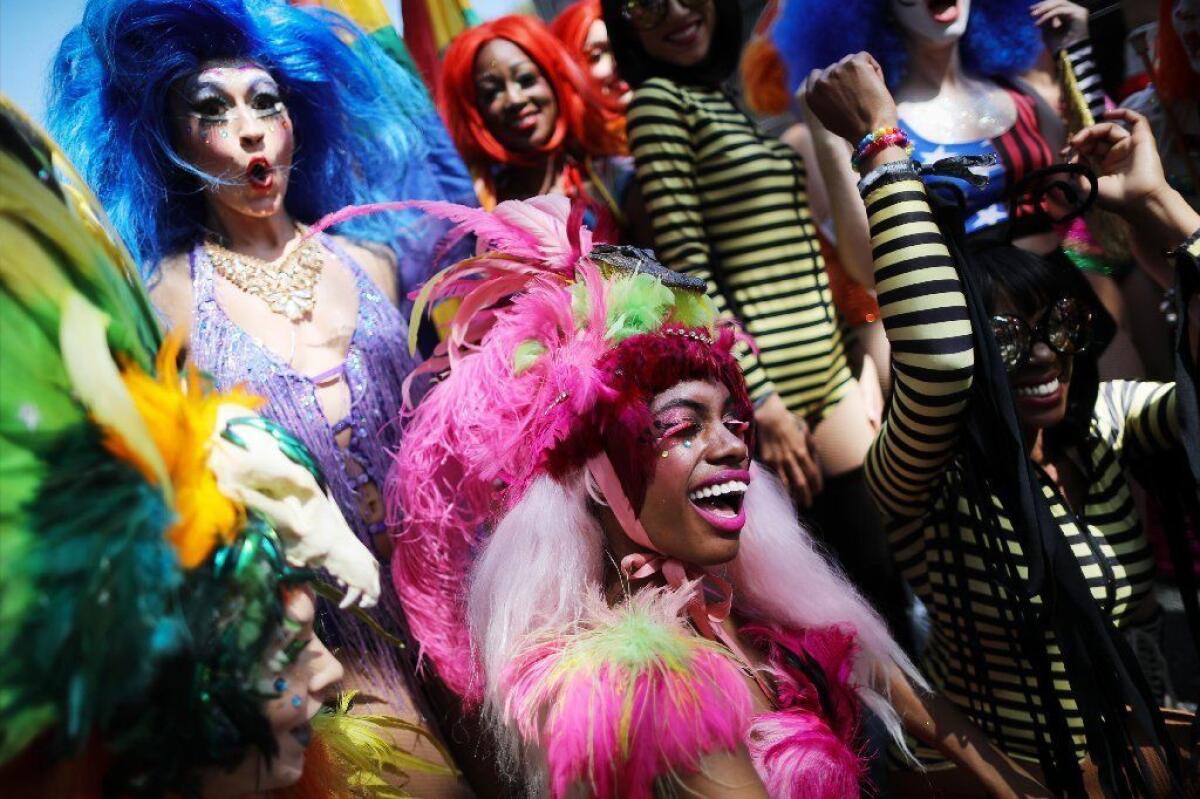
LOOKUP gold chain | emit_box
[205,224,324,322]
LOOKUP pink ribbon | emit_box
[589,453,772,697]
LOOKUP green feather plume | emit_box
[605,273,674,342]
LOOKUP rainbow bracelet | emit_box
[851,126,914,172]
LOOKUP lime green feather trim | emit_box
[605,273,675,343]
[312,692,460,797]
[513,340,547,375]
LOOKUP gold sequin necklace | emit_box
[205,224,324,322]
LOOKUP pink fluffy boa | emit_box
[500,587,867,798]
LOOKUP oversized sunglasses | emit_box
[621,0,708,31]
[990,297,1093,373]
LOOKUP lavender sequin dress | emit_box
[186,233,427,707]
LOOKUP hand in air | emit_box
[754,393,823,507]
[796,69,847,152]
[1030,0,1089,51]
[1068,108,1169,215]
[804,52,898,145]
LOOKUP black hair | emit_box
[600,0,743,88]
[968,242,1114,449]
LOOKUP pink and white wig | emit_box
[374,196,923,778]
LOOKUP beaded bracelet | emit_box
[851,126,914,172]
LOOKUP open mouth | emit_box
[247,158,274,191]
[1013,375,1062,406]
[289,721,312,749]
[511,108,541,134]
[926,0,959,24]
[687,470,750,533]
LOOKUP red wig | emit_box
[439,15,623,179]
[550,0,602,58]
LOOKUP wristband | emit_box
[851,126,914,172]
[856,159,919,196]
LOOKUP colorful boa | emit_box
[501,588,867,798]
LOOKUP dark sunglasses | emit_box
[621,0,708,31]
[990,297,1093,373]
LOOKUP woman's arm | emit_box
[793,72,876,290]
[1070,108,1200,454]
[888,666,1051,799]
[1029,0,1106,122]
[335,236,400,307]
[807,54,975,519]
[627,80,822,503]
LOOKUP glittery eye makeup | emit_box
[653,415,697,444]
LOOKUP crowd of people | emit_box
[0,0,1196,796]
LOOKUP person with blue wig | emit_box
[777,0,1152,391]
[46,0,484,790]
[774,0,1114,251]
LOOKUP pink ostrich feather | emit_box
[742,624,867,799]
[389,258,618,700]
[306,195,591,278]
[500,588,753,799]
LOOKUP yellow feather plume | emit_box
[103,335,261,568]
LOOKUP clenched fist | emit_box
[804,52,899,146]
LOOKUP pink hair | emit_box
[467,465,924,783]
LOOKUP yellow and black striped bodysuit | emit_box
[861,170,1178,763]
[626,78,852,420]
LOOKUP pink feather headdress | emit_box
[307,196,751,700]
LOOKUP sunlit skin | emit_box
[889,0,971,45]
[202,588,344,796]
[169,60,294,221]
[473,39,560,153]
[582,19,632,106]
[158,58,397,430]
[634,0,716,68]
[600,380,752,568]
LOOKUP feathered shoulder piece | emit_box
[0,98,378,793]
[500,587,753,799]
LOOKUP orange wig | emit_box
[439,14,623,179]
[550,0,602,61]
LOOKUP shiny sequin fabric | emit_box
[188,233,417,553]
[186,235,435,723]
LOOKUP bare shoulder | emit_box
[148,251,195,336]
[330,234,399,305]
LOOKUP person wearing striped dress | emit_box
[601,0,914,650]
[806,52,1199,793]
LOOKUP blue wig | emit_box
[48,0,473,285]
[773,0,1042,94]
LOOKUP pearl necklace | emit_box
[205,225,324,322]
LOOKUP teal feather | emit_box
[0,429,183,762]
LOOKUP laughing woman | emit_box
[46,0,476,787]
[805,53,1199,794]
[387,204,1051,797]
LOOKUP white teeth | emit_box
[688,480,749,502]
[1015,377,1060,398]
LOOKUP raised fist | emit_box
[804,52,899,145]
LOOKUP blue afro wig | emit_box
[48,0,471,282]
[773,0,1042,93]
